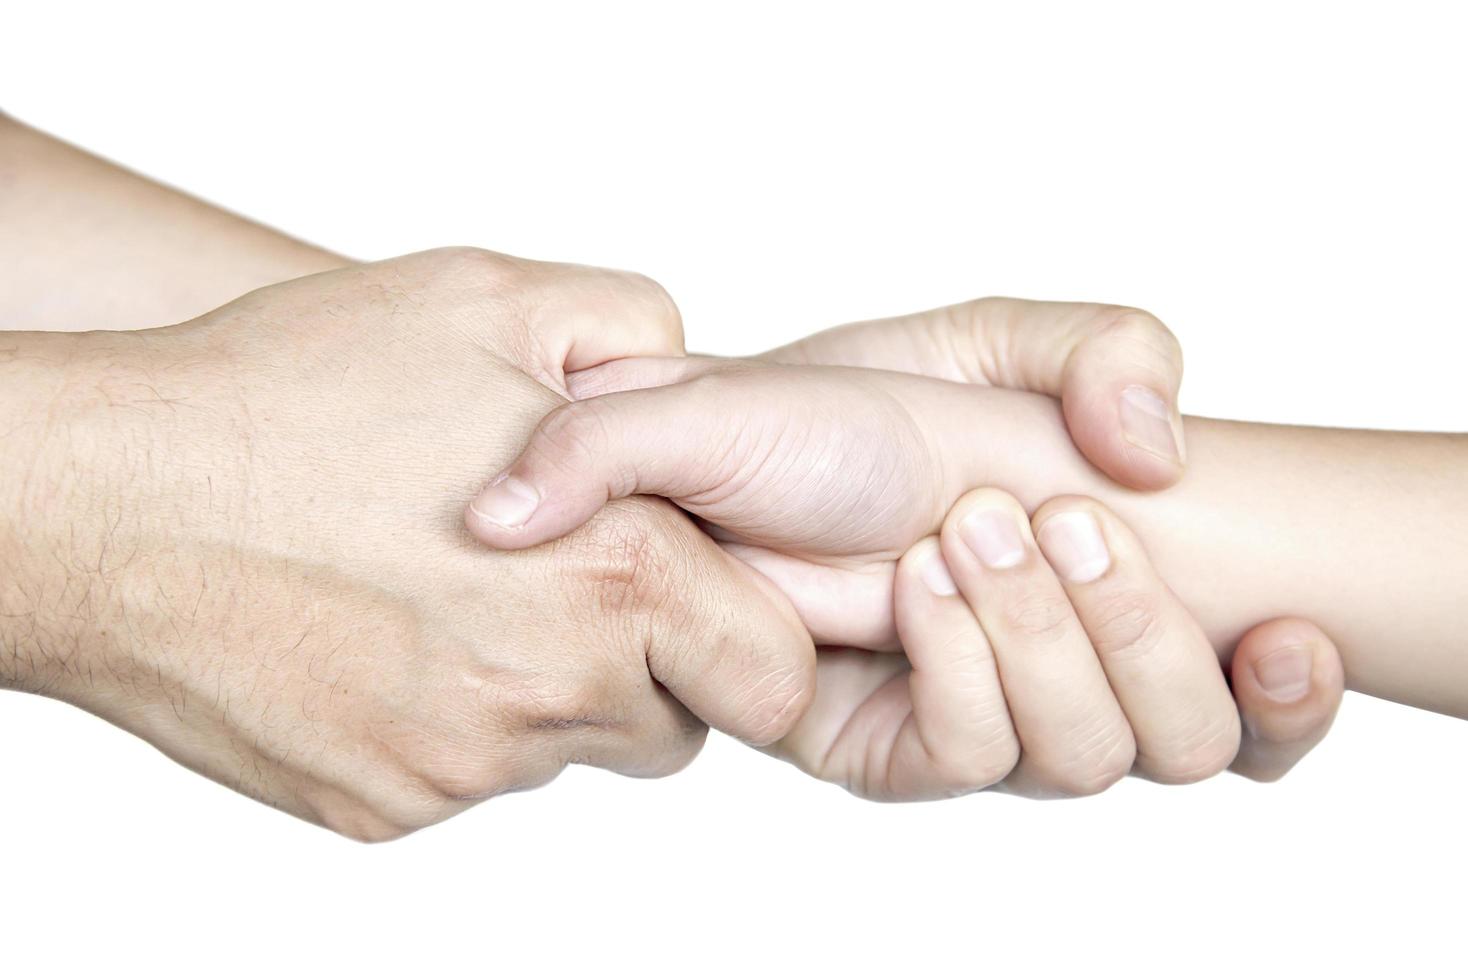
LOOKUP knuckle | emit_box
[330,815,413,845]
[945,296,1005,336]
[1001,588,1075,644]
[530,400,616,476]
[728,656,816,746]
[307,793,420,844]
[409,677,598,803]
[566,500,684,619]
[1035,730,1137,797]
[563,500,814,748]
[1142,716,1242,784]
[1085,590,1167,663]
[411,247,532,346]
[934,737,1021,794]
[427,245,519,285]
[614,270,683,330]
[1095,306,1184,369]
[418,758,511,803]
[636,717,710,778]
[412,722,567,803]
[1048,760,1129,798]
[500,671,623,735]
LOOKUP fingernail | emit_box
[916,542,958,596]
[1120,386,1183,464]
[469,474,540,528]
[959,510,1027,570]
[1252,645,1313,703]
[1036,511,1110,584]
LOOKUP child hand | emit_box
[464,354,1084,648]
[774,490,1344,799]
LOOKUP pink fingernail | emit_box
[1037,512,1111,584]
[1120,386,1183,464]
[470,474,540,528]
[959,510,1027,570]
[916,541,958,596]
[1252,645,1313,703]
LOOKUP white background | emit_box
[4,2,1466,976]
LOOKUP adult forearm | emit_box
[0,325,218,716]
[0,114,347,332]
[0,332,110,697]
[949,395,1468,715]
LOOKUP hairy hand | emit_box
[0,249,814,840]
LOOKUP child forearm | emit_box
[938,392,1468,715]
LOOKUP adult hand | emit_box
[0,248,815,840]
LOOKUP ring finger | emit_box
[1032,496,1241,783]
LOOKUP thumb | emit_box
[464,358,741,549]
[1228,618,1346,781]
[770,298,1187,491]
[1054,304,1188,492]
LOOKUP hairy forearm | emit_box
[0,327,219,710]
[0,114,348,332]
[0,332,105,695]
[936,390,1468,715]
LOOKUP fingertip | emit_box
[1030,495,1116,585]
[463,492,541,549]
[464,469,605,550]
[1062,393,1184,492]
[940,487,1030,538]
[897,536,959,599]
[939,487,1036,577]
[1030,493,1152,576]
[1232,618,1345,745]
[1062,308,1187,491]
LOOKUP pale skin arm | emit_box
[0,112,347,331]
[1003,412,1468,716]
[877,376,1467,715]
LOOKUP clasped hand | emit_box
[469,317,1342,801]
[5,248,1341,840]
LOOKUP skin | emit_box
[760,303,1346,791]
[470,354,1464,793]
[2,115,1345,829]
[0,113,345,331]
[0,249,818,840]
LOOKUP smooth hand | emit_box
[766,298,1190,490]
[760,299,1347,795]
[780,491,1343,798]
